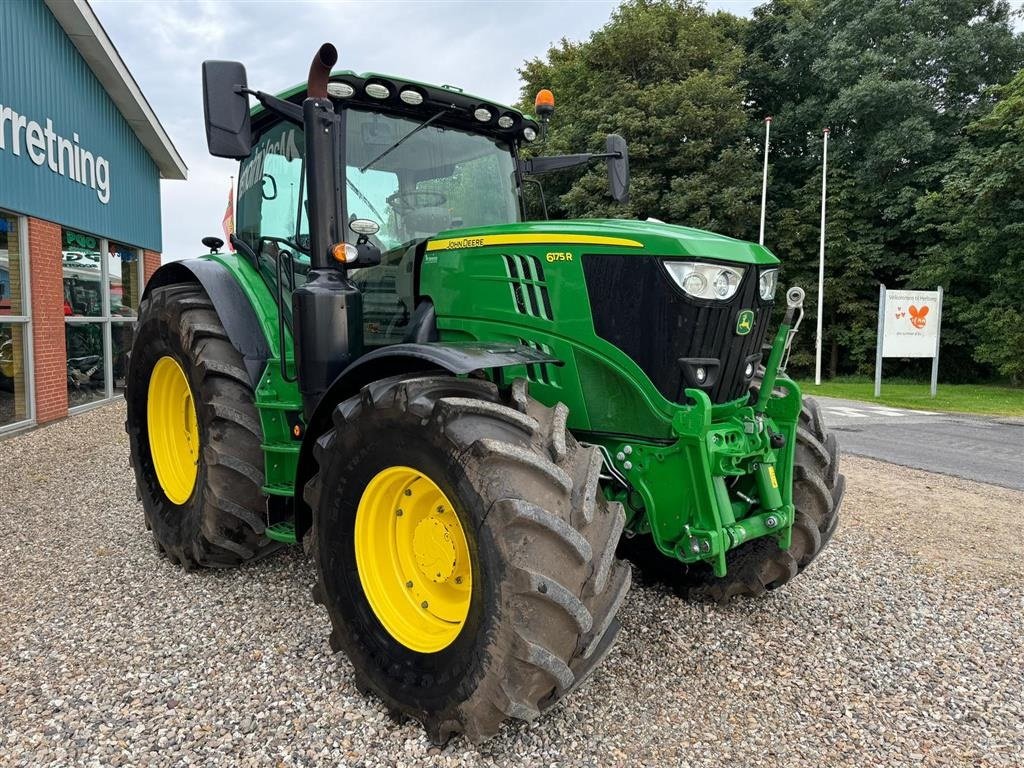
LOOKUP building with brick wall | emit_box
[0,0,186,433]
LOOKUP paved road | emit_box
[811,396,1024,491]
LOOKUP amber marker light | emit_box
[332,242,358,263]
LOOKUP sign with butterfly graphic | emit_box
[875,285,944,397]
[881,289,942,357]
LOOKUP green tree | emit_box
[913,69,1024,382]
[517,0,761,238]
[743,0,1023,377]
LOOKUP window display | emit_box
[62,227,140,409]
[0,211,30,431]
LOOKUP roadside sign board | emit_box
[874,285,944,397]
[881,289,941,358]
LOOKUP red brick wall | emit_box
[27,218,68,424]
[143,250,161,283]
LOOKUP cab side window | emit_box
[236,123,309,297]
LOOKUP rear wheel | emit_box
[305,376,631,744]
[621,397,844,601]
[125,282,279,569]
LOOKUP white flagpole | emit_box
[758,116,772,246]
[814,128,829,386]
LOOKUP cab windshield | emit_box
[343,109,520,250]
[233,107,521,349]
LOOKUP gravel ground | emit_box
[1,402,1022,767]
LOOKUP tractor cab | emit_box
[211,54,627,353]
[233,84,527,348]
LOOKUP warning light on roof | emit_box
[534,89,555,119]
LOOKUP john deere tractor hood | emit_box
[425,218,780,265]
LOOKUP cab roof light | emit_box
[399,89,424,105]
[326,81,355,98]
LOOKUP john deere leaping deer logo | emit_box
[736,309,754,336]
[908,304,929,330]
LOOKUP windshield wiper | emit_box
[360,108,449,172]
[346,178,387,223]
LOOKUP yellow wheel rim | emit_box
[147,355,200,505]
[355,466,472,653]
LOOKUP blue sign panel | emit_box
[0,1,162,251]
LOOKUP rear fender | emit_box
[293,342,561,542]
[144,260,271,386]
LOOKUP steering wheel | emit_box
[386,190,447,212]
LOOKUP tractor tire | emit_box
[125,282,279,569]
[305,376,631,744]
[621,396,844,602]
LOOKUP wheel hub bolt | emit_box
[406,581,413,588]
[437,506,444,514]
[405,489,412,496]
[454,576,463,584]
[421,601,429,609]
[396,509,403,517]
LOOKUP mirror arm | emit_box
[519,153,593,175]
[519,151,621,176]
[239,87,304,127]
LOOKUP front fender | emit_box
[292,342,562,541]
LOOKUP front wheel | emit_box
[305,376,631,744]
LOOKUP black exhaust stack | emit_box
[291,43,364,418]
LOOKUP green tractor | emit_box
[125,44,843,744]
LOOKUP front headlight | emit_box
[759,268,779,301]
[664,261,745,301]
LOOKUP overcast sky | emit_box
[91,0,1018,260]
[90,0,762,259]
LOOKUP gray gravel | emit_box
[1,402,1022,767]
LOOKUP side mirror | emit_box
[605,134,629,204]
[202,60,252,159]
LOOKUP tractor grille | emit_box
[582,254,773,405]
[502,254,553,321]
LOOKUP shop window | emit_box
[62,228,143,411]
[108,241,140,317]
[66,324,105,408]
[0,323,30,428]
[111,323,133,395]
[0,211,31,432]
[62,229,103,318]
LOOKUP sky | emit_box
[92,0,760,260]
[91,0,1018,261]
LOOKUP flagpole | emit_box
[223,176,236,252]
[758,116,771,246]
[814,128,829,386]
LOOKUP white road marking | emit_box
[823,404,939,419]
[824,407,870,418]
